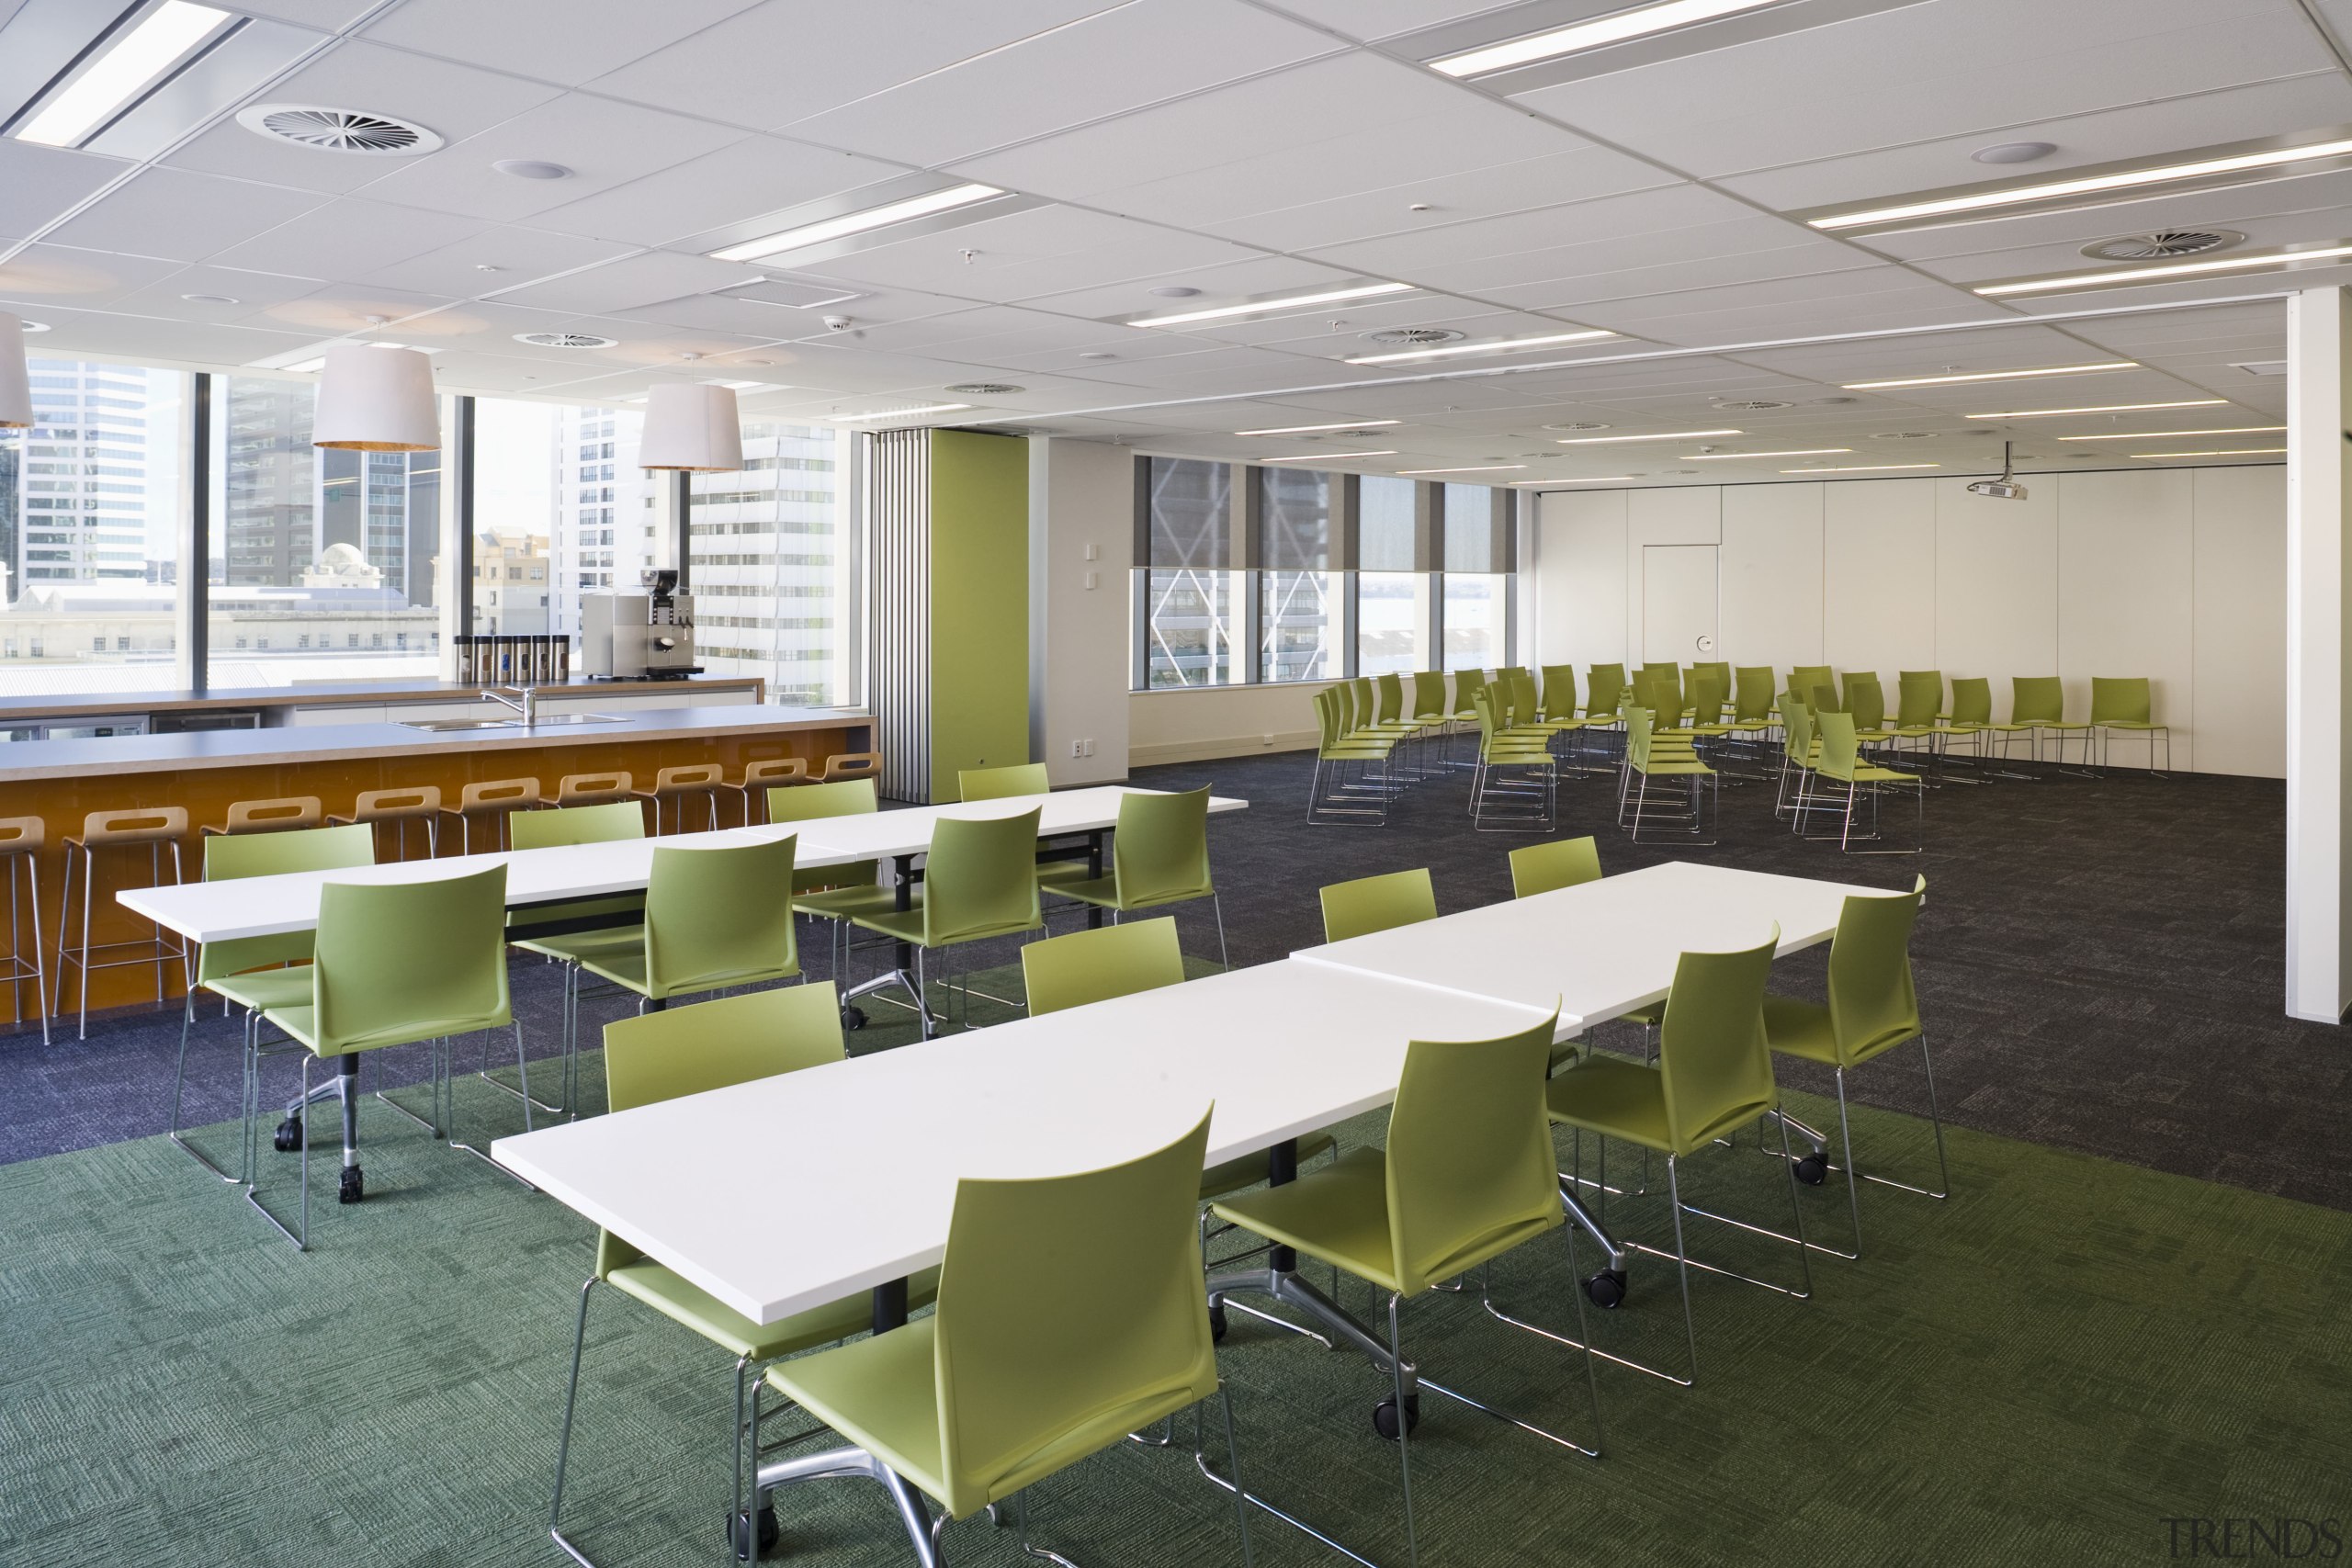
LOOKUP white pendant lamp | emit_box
[0,313,31,430]
[312,344,439,451]
[639,383,743,471]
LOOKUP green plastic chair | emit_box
[1546,927,1809,1385]
[1311,686,1396,826]
[1584,664,1627,721]
[1319,866,1434,943]
[1807,711,1924,853]
[508,801,647,950]
[1995,675,2089,766]
[762,1111,1251,1566]
[1450,668,1487,722]
[249,864,516,1248]
[1620,705,1714,845]
[1763,875,1944,1259]
[1355,676,1416,741]
[1470,685,1557,832]
[1539,665,1580,724]
[549,983,942,1563]
[1776,694,1825,822]
[1045,787,1227,968]
[1787,667,1834,710]
[1637,662,1682,705]
[170,823,376,1183]
[851,808,1044,1038]
[1212,1011,1599,1564]
[1727,668,1778,734]
[1507,835,1602,898]
[959,762,1049,801]
[1845,673,1894,745]
[2089,677,2171,773]
[767,779,896,986]
[1409,671,1449,724]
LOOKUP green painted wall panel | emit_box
[927,429,1031,802]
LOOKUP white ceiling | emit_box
[1,0,2340,485]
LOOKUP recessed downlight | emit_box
[180,293,239,304]
[493,159,571,180]
[1973,141,2056,164]
[1149,286,1201,298]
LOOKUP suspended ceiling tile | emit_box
[357,225,640,299]
[207,197,487,278]
[40,168,327,265]
[0,140,132,236]
[107,264,331,319]
[1013,254,1383,322]
[526,136,906,250]
[360,0,766,88]
[241,281,462,337]
[1256,0,1532,40]
[355,96,748,223]
[0,244,187,308]
[486,249,758,314]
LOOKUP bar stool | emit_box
[332,785,442,860]
[820,751,881,784]
[0,817,49,1044]
[631,765,724,835]
[441,778,539,854]
[56,806,191,1039]
[202,796,323,837]
[557,771,634,807]
[728,756,808,825]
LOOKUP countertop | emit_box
[0,703,871,784]
[0,673,766,724]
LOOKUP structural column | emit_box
[2284,286,2352,1023]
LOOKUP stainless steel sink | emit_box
[525,713,626,726]
[397,717,521,733]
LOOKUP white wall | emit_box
[1532,466,2288,777]
[1028,437,1131,785]
[1130,681,1339,767]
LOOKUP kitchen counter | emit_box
[0,673,766,725]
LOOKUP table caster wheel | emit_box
[273,1114,303,1152]
[1208,1303,1227,1342]
[1584,1269,1627,1309]
[1793,1152,1829,1186]
[729,1504,779,1560]
[1373,1393,1419,1441]
[338,1166,365,1204]
[842,1006,866,1032]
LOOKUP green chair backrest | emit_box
[1319,866,1435,943]
[1509,836,1601,898]
[1645,678,1687,729]
[1335,679,1364,735]
[510,800,644,851]
[1781,695,1815,763]
[1586,664,1625,718]
[1686,669,1726,721]
[1656,927,1780,1154]
[1022,917,1183,1015]
[960,763,1048,802]
[1451,668,1487,716]
[922,808,1043,945]
[1313,689,1346,753]
[1895,671,1942,728]
[1814,710,1865,781]
[1410,671,1448,721]
[643,837,797,998]
[1847,674,1885,732]
[1949,677,1992,725]
[1826,876,1925,1064]
[312,865,510,1054]
[1375,672,1406,726]
[768,777,880,897]
[599,983,843,1276]
[932,1111,1217,1517]
[1540,664,1578,721]
[1382,1013,1563,1294]
[198,822,376,984]
[2089,676,2153,725]
[1637,662,1682,703]
[1110,786,1214,906]
[1788,666,1833,706]
[1732,667,1777,723]
[1809,682,1845,715]
[2011,675,2066,724]
[1624,704,1657,768]
[1351,678,1379,729]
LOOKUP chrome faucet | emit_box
[482,685,537,727]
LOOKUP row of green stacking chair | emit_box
[1776,693,1927,853]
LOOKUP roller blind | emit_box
[1258,467,1331,570]
[1144,457,1231,569]
[1359,475,1418,570]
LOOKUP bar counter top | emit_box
[0,703,869,784]
[0,672,765,724]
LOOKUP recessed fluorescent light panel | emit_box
[1782,463,1941,473]
[1396,465,1526,474]
[1127,282,1413,329]
[1521,475,1640,484]
[1679,447,1851,459]
[1263,450,1397,462]
[1804,131,2352,233]
[1974,241,2352,297]
[707,379,765,390]
[11,1,236,148]
[1430,0,1792,75]
[1962,399,2226,419]
[1234,419,1403,435]
[1843,362,2136,389]
[281,356,326,374]
[709,184,1004,263]
[1342,329,1617,366]
[2058,425,2282,442]
[824,403,970,423]
[2129,447,2287,458]
[1556,429,1741,445]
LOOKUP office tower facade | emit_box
[687,421,851,704]
[219,377,313,586]
[548,405,650,644]
[10,359,171,586]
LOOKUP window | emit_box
[1357,476,1427,677]
[1137,457,1240,688]
[1441,483,1510,672]
[688,421,856,704]
[209,374,447,687]
[1256,467,1340,682]
[470,400,650,649]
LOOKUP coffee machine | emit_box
[581,570,700,680]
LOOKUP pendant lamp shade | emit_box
[639,383,743,471]
[0,313,31,430]
[312,344,439,451]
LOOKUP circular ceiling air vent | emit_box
[1362,328,1464,346]
[944,382,1022,395]
[1544,422,1611,432]
[237,105,444,155]
[513,332,616,349]
[1712,399,1791,412]
[1872,431,1938,441]
[2082,229,2243,261]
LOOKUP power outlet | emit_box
[1080,738,1096,757]
[1070,739,1084,758]
[1262,732,1274,746]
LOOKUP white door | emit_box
[1642,544,1718,665]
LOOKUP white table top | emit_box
[797,784,1247,862]
[492,959,1563,1325]
[1293,860,1906,1027]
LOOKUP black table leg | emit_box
[871,1276,909,1335]
[1265,1136,1298,1272]
[891,852,915,971]
[1084,829,1106,930]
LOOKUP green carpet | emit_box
[4,984,2348,1567]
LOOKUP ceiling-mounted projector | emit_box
[1967,442,2028,501]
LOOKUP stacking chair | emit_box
[1408,671,1451,730]
[520,836,801,1116]
[1941,677,1996,773]
[767,779,895,1010]
[759,1113,1253,1568]
[1891,671,1944,764]
[1844,674,1896,752]
[169,823,376,1183]
[1043,786,1227,968]
[1685,661,1732,720]
[1308,687,1395,826]
[1786,667,1834,712]
[1620,707,1714,845]
[1508,836,1657,1075]
[1679,670,1739,749]
[1211,1013,1601,1567]
[959,762,1049,801]
[1319,867,1433,943]
[1774,694,1826,821]
[500,803,647,1113]
[727,757,808,825]
[1585,664,1628,720]
[1804,711,1924,853]
[1637,662,1682,705]
[1994,676,2088,767]
[2090,677,2171,773]
[1763,876,1946,1259]
[848,809,1044,1039]
[247,864,518,1247]
[550,984,941,1565]
[1469,686,1557,832]
[1725,668,1780,754]
[1544,928,1811,1385]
